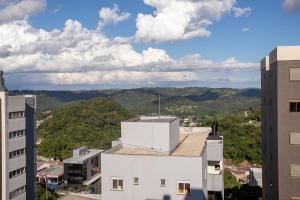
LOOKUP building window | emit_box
[112,177,124,191]
[9,111,25,119]
[9,167,25,179]
[133,177,139,185]
[9,148,25,159]
[215,165,221,170]
[9,130,26,139]
[177,181,190,195]
[291,164,300,178]
[9,185,26,199]
[160,179,166,187]
[290,101,300,112]
[290,132,300,145]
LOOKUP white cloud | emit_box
[241,27,250,32]
[135,0,252,42]
[0,0,46,24]
[0,17,259,88]
[283,0,300,12]
[99,4,130,25]
[232,7,252,17]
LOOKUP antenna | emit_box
[158,90,161,118]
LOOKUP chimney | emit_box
[211,120,219,136]
[0,71,8,92]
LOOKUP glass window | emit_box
[160,179,166,187]
[177,181,190,195]
[112,177,124,191]
[290,101,300,112]
[133,177,139,185]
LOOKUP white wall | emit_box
[121,120,180,152]
[101,153,204,200]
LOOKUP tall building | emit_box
[101,116,224,200]
[0,71,37,200]
[261,46,300,200]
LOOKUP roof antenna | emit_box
[158,90,161,118]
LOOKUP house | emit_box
[36,165,64,191]
[63,147,103,193]
[101,116,224,200]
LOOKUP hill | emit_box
[37,97,132,160]
[12,87,261,118]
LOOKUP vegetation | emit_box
[37,97,132,160]
[219,112,261,164]
[37,184,58,200]
[224,170,240,189]
[13,87,260,118]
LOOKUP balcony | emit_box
[207,173,223,192]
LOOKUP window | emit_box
[291,164,300,178]
[9,186,25,199]
[290,68,300,81]
[177,181,190,195]
[112,177,124,191]
[133,177,139,185]
[9,167,25,179]
[9,130,26,139]
[160,179,166,187]
[290,132,300,145]
[8,111,25,119]
[215,165,221,170]
[9,148,25,159]
[290,101,300,112]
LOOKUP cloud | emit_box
[283,0,300,12]
[0,17,259,89]
[0,0,46,24]
[241,27,250,32]
[50,4,63,14]
[99,4,131,25]
[232,7,252,17]
[135,0,252,42]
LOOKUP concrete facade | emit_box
[101,116,224,200]
[0,72,36,200]
[63,147,103,193]
[261,46,300,200]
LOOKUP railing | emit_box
[207,173,223,191]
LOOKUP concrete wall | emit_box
[121,119,180,152]
[101,153,205,200]
[262,57,300,199]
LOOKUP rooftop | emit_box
[37,165,64,178]
[63,149,103,164]
[105,127,211,157]
[124,116,178,123]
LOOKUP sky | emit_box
[0,0,300,90]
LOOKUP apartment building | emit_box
[101,116,224,200]
[261,46,300,200]
[0,71,37,200]
[63,147,103,193]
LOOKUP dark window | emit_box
[8,111,25,119]
[290,101,300,112]
[160,179,166,187]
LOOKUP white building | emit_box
[0,71,37,200]
[249,168,262,188]
[101,116,224,200]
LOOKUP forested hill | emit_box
[13,87,260,117]
[37,97,132,160]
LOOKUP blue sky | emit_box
[0,0,300,90]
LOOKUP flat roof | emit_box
[37,166,63,177]
[124,116,178,123]
[63,149,103,164]
[105,127,211,157]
